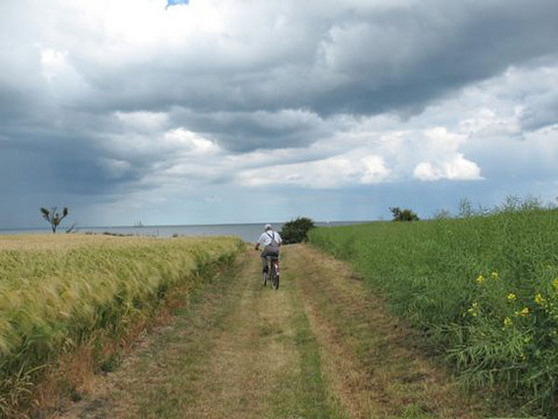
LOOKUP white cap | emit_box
[264,224,272,230]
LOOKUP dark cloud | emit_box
[1,131,132,196]
[51,0,558,121]
[307,1,558,116]
[5,1,556,125]
[1,0,557,228]
[169,108,333,152]
[520,97,558,132]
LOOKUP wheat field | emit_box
[0,234,244,415]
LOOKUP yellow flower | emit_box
[507,293,517,303]
[553,278,558,290]
[535,293,547,307]
[476,275,485,285]
[503,317,513,329]
[491,271,499,280]
[467,302,480,317]
[515,307,530,317]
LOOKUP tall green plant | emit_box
[309,202,558,415]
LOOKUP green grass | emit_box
[119,249,338,418]
[132,256,244,418]
[270,284,337,418]
[0,234,244,416]
[309,206,558,415]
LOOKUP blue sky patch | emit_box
[167,0,189,8]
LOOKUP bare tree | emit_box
[40,207,69,233]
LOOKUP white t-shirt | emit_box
[257,230,282,247]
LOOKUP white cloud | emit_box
[162,128,220,155]
[361,155,391,184]
[402,128,483,182]
[237,153,389,189]
[40,49,70,82]
[413,156,482,181]
[38,47,86,104]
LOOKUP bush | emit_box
[390,206,419,221]
[280,217,315,244]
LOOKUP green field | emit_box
[0,234,244,416]
[309,207,558,415]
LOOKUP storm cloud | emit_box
[1,0,557,227]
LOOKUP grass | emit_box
[65,248,342,418]
[290,245,487,418]
[267,251,336,418]
[68,248,339,418]
[56,244,492,418]
[309,203,558,415]
[0,234,244,416]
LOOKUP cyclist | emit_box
[255,224,282,274]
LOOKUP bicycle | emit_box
[262,255,280,290]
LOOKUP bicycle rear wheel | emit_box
[271,261,279,290]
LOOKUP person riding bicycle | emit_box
[255,224,282,274]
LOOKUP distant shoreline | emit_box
[0,221,371,243]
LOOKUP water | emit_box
[0,221,368,243]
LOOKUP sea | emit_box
[0,221,369,243]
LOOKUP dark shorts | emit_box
[261,246,279,259]
[261,246,279,271]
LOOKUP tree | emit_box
[40,207,69,233]
[280,217,315,244]
[389,207,419,222]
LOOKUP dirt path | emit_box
[60,245,488,418]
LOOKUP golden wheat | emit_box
[0,234,244,414]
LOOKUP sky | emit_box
[1,0,558,228]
